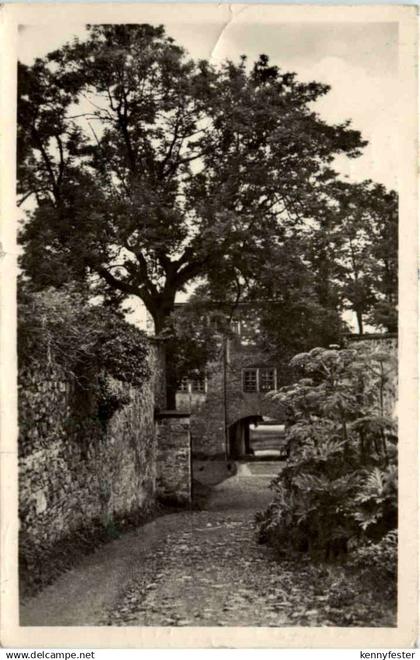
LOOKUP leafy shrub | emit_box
[19,284,150,386]
[256,342,397,564]
[350,529,397,579]
[18,283,151,428]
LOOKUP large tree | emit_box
[196,178,398,368]
[197,235,347,385]
[310,180,398,335]
[18,24,367,405]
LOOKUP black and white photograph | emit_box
[0,2,417,649]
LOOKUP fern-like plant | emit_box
[257,341,397,563]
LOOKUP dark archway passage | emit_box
[228,415,261,459]
[228,416,286,460]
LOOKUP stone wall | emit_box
[155,412,192,505]
[18,344,162,571]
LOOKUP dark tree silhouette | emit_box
[18,24,368,405]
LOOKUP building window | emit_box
[178,375,206,393]
[178,377,189,392]
[191,376,206,393]
[243,367,276,393]
[243,369,258,393]
[259,368,276,392]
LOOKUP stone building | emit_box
[175,304,398,460]
[175,309,285,459]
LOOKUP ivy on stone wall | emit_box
[18,284,151,431]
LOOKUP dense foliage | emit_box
[17,23,371,405]
[18,284,151,424]
[256,343,397,581]
[197,178,397,374]
[307,180,398,335]
[243,240,346,384]
[161,294,232,393]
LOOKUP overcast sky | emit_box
[18,17,398,330]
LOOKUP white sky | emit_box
[18,18,398,331]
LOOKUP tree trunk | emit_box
[149,295,178,410]
[356,310,364,335]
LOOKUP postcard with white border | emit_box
[0,2,418,649]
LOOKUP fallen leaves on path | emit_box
[102,479,395,628]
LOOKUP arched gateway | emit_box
[174,304,288,458]
[228,415,286,460]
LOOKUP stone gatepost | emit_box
[155,411,192,506]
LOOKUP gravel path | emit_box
[101,471,293,627]
[20,464,395,627]
[21,466,286,626]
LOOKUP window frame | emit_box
[243,368,258,393]
[242,367,277,393]
[178,377,189,393]
[177,375,207,394]
[259,367,277,392]
[191,376,206,393]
